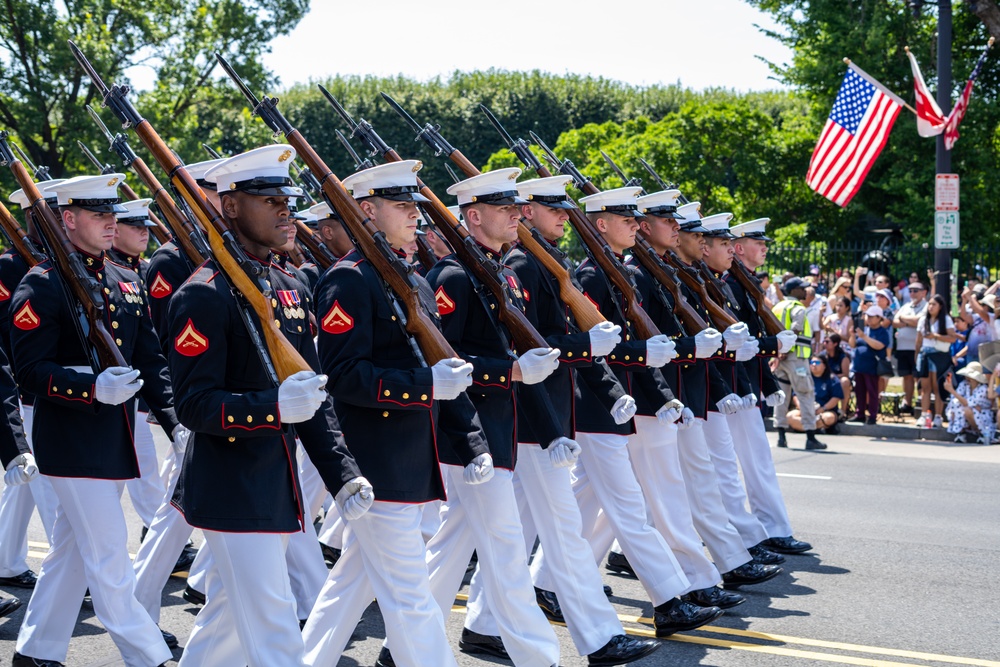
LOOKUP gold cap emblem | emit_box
[278,149,292,163]
[107,177,118,187]
[411,161,422,172]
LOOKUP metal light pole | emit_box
[934,2,953,301]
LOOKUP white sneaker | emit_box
[932,415,943,428]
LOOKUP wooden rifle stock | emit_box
[441,149,606,332]
[282,132,456,364]
[4,159,126,370]
[0,201,45,267]
[730,258,784,335]
[695,259,740,326]
[661,251,737,330]
[286,245,305,267]
[629,237,707,334]
[127,156,206,267]
[292,219,334,270]
[414,233,437,273]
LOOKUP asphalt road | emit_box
[1,428,998,667]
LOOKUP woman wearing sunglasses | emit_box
[785,356,842,437]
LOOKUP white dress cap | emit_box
[578,186,643,217]
[9,179,66,209]
[116,198,157,227]
[700,212,735,238]
[446,168,525,207]
[341,160,430,202]
[186,158,227,189]
[43,174,127,213]
[730,218,772,241]
[636,189,683,218]
[517,175,575,209]
[203,145,304,197]
[676,201,709,233]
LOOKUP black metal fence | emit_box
[763,241,1000,293]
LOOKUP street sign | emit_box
[935,174,959,211]
[935,211,960,249]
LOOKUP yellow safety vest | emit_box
[772,299,811,358]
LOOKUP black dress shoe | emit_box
[764,536,812,554]
[722,562,782,589]
[11,654,65,667]
[748,543,785,565]
[535,587,564,623]
[0,594,22,618]
[776,427,788,448]
[604,584,614,598]
[159,628,178,649]
[375,646,396,667]
[653,598,724,636]
[172,548,196,574]
[588,634,661,666]
[606,551,637,578]
[805,430,828,450]
[459,628,510,659]
[681,586,745,609]
[182,584,205,606]
[320,543,341,568]
[0,570,37,589]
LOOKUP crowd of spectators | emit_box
[758,266,1000,445]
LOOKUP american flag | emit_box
[906,49,946,137]
[944,43,992,150]
[806,64,904,207]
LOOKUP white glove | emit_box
[547,436,581,468]
[431,358,474,400]
[735,338,760,362]
[171,425,192,457]
[776,330,797,354]
[334,476,374,521]
[4,453,38,486]
[741,394,759,410]
[677,407,695,430]
[722,322,750,350]
[695,328,723,358]
[764,390,786,407]
[610,395,637,424]
[588,321,622,358]
[517,348,561,385]
[278,370,328,423]
[645,334,677,367]
[717,393,743,415]
[95,366,143,405]
[656,399,684,425]
[463,453,495,485]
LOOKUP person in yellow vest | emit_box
[772,278,827,450]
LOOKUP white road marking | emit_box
[777,472,832,480]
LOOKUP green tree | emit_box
[0,0,307,191]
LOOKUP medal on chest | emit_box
[277,289,305,320]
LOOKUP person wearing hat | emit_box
[944,362,994,443]
[727,218,813,555]
[428,170,660,666]
[308,200,355,262]
[772,277,827,450]
[303,159,491,667]
[163,145,370,667]
[10,174,184,667]
[0,185,64,598]
[850,304,891,426]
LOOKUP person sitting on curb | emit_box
[785,355,843,436]
[944,362,994,444]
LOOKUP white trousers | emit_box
[531,431,689,606]
[727,408,794,537]
[387,466,559,667]
[0,404,58,576]
[467,443,623,656]
[125,412,167,529]
[185,536,209,594]
[675,419,751,573]
[133,446,193,623]
[179,532,305,667]
[302,501,458,667]
[628,416,721,592]
[15,477,171,667]
[702,412,770,549]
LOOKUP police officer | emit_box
[447,171,661,667]
[11,174,181,667]
[303,159,485,667]
[167,145,371,667]
[726,218,813,554]
[773,277,826,450]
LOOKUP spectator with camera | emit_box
[893,282,929,415]
[851,305,890,425]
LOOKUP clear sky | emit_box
[258,0,793,92]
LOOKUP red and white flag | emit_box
[806,63,904,207]
[943,41,993,150]
[906,49,946,137]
